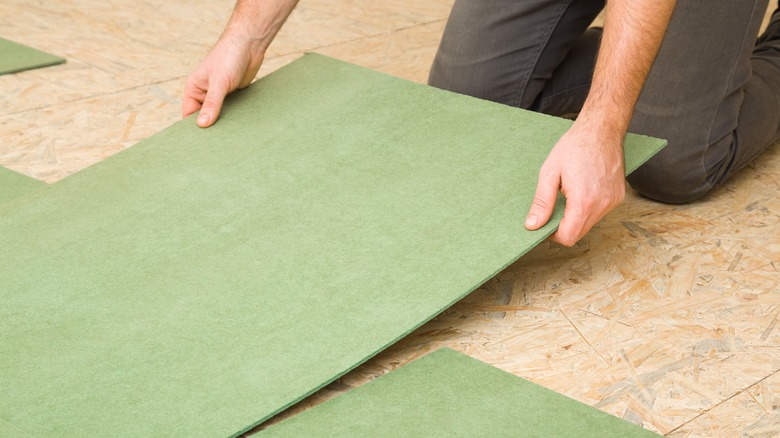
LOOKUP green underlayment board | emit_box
[0,54,666,437]
[262,348,660,437]
[0,166,46,205]
[0,37,65,75]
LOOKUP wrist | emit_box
[222,0,298,56]
[572,109,627,143]
[220,27,268,59]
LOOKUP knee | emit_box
[428,56,519,107]
[627,153,712,204]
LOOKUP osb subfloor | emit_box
[1,1,778,436]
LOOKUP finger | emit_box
[551,204,588,247]
[197,81,229,128]
[182,90,205,119]
[238,59,265,89]
[525,169,560,231]
[238,73,255,89]
[553,191,623,246]
[181,77,207,118]
[238,62,260,89]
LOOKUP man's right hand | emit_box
[181,0,300,128]
[182,34,265,128]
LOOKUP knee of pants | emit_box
[626,151,713,205]
[428,58,521,107]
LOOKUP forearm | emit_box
[222,0,300,54]
[579,0,676,137]
[525,0,676,244]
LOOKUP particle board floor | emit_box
[1,1,778,437]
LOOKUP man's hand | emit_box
[182,35,265,128]
[524,0,676,245]
[525,119,626,246]
[181,0,299,128]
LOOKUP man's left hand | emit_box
[524,120,626,246]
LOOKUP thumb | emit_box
[525,169,560,230]
[196,82,228,128]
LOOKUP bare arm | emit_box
[182,0,300,127]
[525,0,676,246]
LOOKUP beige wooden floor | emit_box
[1,1,778,436]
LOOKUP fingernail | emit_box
[525,214,538,228]
[197,113,210,126]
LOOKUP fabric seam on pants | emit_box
[700,0,763,190]
[511,0,572,108]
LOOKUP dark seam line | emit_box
[538,83,592,108]
[511,1,572,108]
[700,0,762,190]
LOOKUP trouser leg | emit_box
[428,0,604,114]
[627,1,780,203]
[531,26,602,115]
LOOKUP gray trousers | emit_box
[429,0,780,203]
